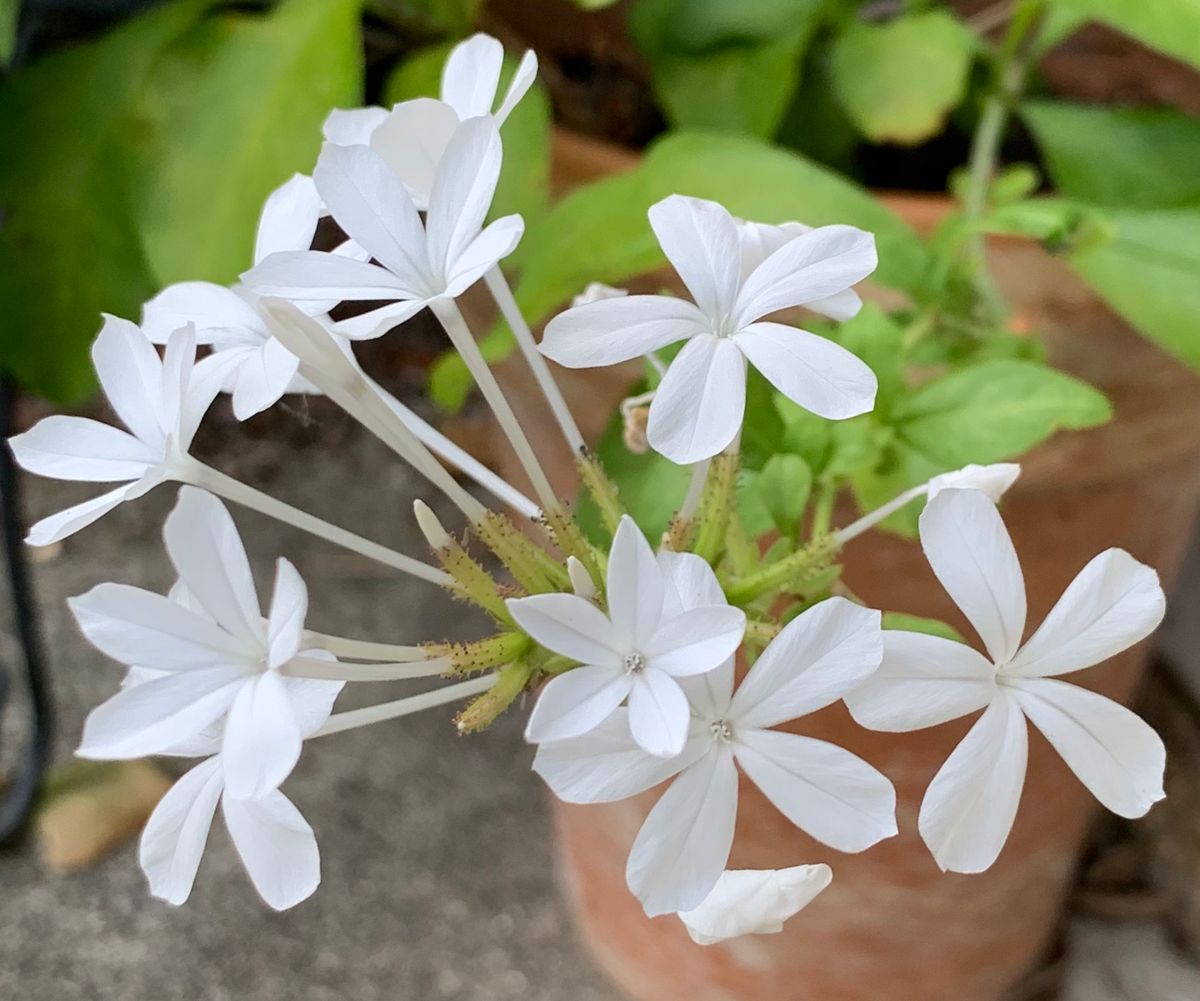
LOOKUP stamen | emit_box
[622,651,647,675]
[710,719,733,743]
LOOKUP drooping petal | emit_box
[1009,678,1165,818]
[9,416,159,482]
[228,338,300,420]
[730,598,882,729]
[1003,549,1165,679]
[532,709,706,803]
[626,746,739,917]
[157,324,198,447]
[919,488,1027,666]
[648,195,742,320]
[734,729,897,853]
[918,692,1028,873]
[142,282,264,346]
[69,582,252,669]
[844,631,997,732]
[369,98,460,209]
[644,607,746,678]
[658,551,727,617]
[91,314,169,444]
[284,667,345,739]
[733,224,877,325]
[607,515,665,651]
[506,593,619,665]
[322,105,388,145]
[523,664,631,744]
[164,487,262,646]
[807,288,863,322]
[494,48,538,124]
[539,294,710,368]
[678,864,833,946]
[77,666,245,760]
[733,322,876,421]
[926,463,1021,503]
[628,670,691,758]
[254,173,322,264]
[245,250,421,304]
[139,757,224,906]
[646,335,746,464]
[223,789,320,911]
[222,670,303,800]
[441,33,504,119]
[25,484,135,547]
[332,299,429,340]
[442,215,524,297]
[266,558,308,669]
[736,220,863,321]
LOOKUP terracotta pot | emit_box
[480,132,1200,1001]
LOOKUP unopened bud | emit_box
[566,556,597,600]
[413,499,453,550]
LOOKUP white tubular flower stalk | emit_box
[311,674,497,738]
[285,656,453,682]
[301,633,437,662]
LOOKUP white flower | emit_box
[508,517,745,758]
[8,320,218,545]
[737,219,863,321]
[243,116,524,341]
[540,195,879,464]
[571,282,628,308]
[533,552,894,916]
[71,486,344,800]
[678,865,833,945]
[845,487,1167,874]
[925,462,1020,502]
[142,175,362,420]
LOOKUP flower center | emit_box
[622,651,647,675]
[713,314,737,339]
[710,719,733,743]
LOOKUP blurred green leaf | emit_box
[775,397,834,473]
[1048,0,1200,71]
[756,453,813,539]
[1023,102,1200,209]
[980,198,1113,253]
[1,0,17,67]
[828,11,976,146]
[882,611,965,642]
[370,0,479,36]
[133,0,364,286]
[894,358,1112,467]
[0,0,209,402]
[831,304,905,414]
[850,437,943,538]
[660,0,820,50]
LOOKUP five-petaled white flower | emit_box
[736,218,863,322]
[242,116,523,341]
[71,486,344,801]
[508,516,745,758]
[678,864,833,945]
[540,194,879,464]
[533,551,895,916]
[8,319,218,545]
[845,487,1167,874]
[142,175,361,420]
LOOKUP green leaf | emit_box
[1069,206,1200,370]
[830,304,905,414]
[0,0,209,402]
[980,198,1113,253]
[775,397,834,473]
[882,612,965,643]
[1048,0,1200,71]
[132,0,364,286]
[740,368,786,470]
[1023,102,1200,209]
[850,437,944,538]
[756,453,813,539]
[1,0,18,67]
[828,11,976,146]
[894,359,1112,467]
[657,0,820,50]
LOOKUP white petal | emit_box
[25,484,136,546]
[266,558,308,669]
[494,48,538,123]
[644,607,746,677]
[229,338,300,419]
[1010,678,1165,818]
[143,282,264,346]
[628,670,691,758]
[919,488,1027,666]
[648,195,741,320]
[807,288,863,322]
[312,142,432,290]
[332,299,429,340]
[322,105,388,146]
[1004,549,1165,679]
[731,597,882,729]
[443,215,524,296]
[678,864,833,946]
[733,224,877,325]
[678,661,736,723]
[919,692,1028,873]
[571,282,628,307]
[370,98,459,209]
[733,322,876,421]
[539,295,709,368]
[164,487,262,646]
[221,671,303,799]
[244,250,419,302]
[506,593,619,665]
[69,582,251,669]
[284,670,345,738]
[646,335,746,464]
[657,551,727,616]
[139,757,223,906]
[223,789,320,911]
[9,415,158,481]
[926,463,1021,503]
[91,314,168,444]
[441,32,504,119]
[254,173,322,264]
[735,729,896,853]
[523,665,631,744]
[532,709,705,803]
[626,746,738,916]
[606,515,664,651]
[77,666,244,759]
[844,631,997,732]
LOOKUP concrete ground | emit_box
[1,393,1198,1000]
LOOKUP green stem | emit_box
[724,534,839,606]
[692,451,740,564]
[576,452,625,537]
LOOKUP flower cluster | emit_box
[9,33,1167,944]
